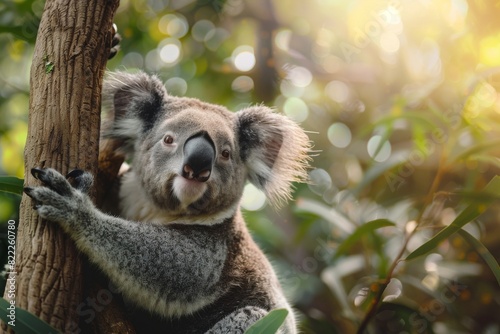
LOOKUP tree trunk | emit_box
[1,0,121,333]
[246,0,279,103]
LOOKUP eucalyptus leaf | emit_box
[334,219,396,259]
[351,157,404,196]
[296,198,355,235]
[0,297,60,334]
[0,176,24,196]
[406,176,500,261]
[359,111,439,138]
[244,309,289,334]
[457,229,500,286]
[452,139,500,162]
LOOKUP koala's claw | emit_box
[66,169,84,179]
[23,187,39,209]
[108,23,121,60]
[29,167,94,195]
[67,169,93,193]
[31,167,44,180]
[25,168,95,225]
[23,186,34,196]
[29,168,73,197]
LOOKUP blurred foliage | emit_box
[1,0,500,333]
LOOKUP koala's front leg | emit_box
[24,168,228,318]
[24,168,97,234]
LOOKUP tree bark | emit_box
[2,0,120,333]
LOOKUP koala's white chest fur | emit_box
[119,171,171,224]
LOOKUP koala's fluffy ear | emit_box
[237,106,311,206]
[102,71,167,154]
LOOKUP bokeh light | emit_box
[233,46,256,72]
[191,20,215,42]
[286,66,313,88]
[158,14,188,38]
[165,77,187,96]
[325,80,350,104]
[121,52,144,69]
[159,43,181,64]
[275,29,292,51]
[327,123,352,148]
[231,76,254,93]
[283,97,309,122]
[367,135,392,162]
[241,183,266,211]
[308,168,333,196]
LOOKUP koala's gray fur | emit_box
[25,71,311,333]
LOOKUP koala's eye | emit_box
[221,149,230,159]
[163,135,174,145]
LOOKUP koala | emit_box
[24,71,311,333]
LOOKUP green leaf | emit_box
[296,198,355,235]
[0,298,60,334]
[244,309,289,334]
[471,155,500,169]
[351,158,404,196]
[406,176,500,261]
[412,124,429,155]
[457,229,500,286]
[452,139,500,162]
[406,204,482,261]
[0,176,24,196]
[334,219,396,259]
[371,127,394,162]
[359,111,439,137]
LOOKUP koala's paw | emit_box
[24,168,95,227]
[108,23,121,60]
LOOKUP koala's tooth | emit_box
[31,167,45,180]
[67,169,84,179]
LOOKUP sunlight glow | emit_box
[379,32,400,53]
[447,0,468,27]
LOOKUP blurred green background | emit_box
[1,0,500,333]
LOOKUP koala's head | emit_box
[103,71,311,218]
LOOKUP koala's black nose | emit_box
[182,133,215,182]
